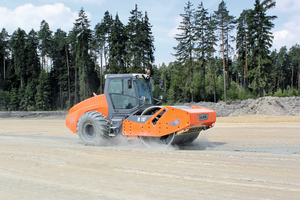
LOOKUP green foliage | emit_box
[173,1,217,102]
[216,75,225,101]
[0,28,9,89]
[10,28,27,88]
[290,88,300,96]
[214,0,236,101]
[74,8,94,101]
[288,44,300,89]
[273,86,300,97]
[227,81,239,101]
[273,88,283,97]
[247,0,277,97]
[108,14,127,73]
[38,20,53,70]
[238,87,256,100]
[35,69,52,110]
[236,9,251,89]
[167,89,176,105]
[19,82,36,111]
[275,46,290,90]
[125,5,155,73]
[0,90,10,111]
[9,87,19,111]
[50,29,69,109]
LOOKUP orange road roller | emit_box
[66,72,216,146]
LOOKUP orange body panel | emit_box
[184,106,216,128]
[122,106,216,137]
[65,94,108,133]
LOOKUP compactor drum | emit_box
[66,72,216,146]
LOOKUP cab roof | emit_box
[105,74,150,80]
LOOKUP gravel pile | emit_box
[185,96,300,117]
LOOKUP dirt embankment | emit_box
[185,96,300,117]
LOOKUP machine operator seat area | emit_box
[108,78,138,109]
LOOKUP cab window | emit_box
[135,79,152,105]
[108,78,138,109]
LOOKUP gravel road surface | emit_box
[0,116,300,199]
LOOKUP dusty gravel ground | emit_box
[1,115,300,200]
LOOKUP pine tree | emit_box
[0,28,9,88]
[21,29,40,110]
[38,20,53,71]
[19,81,36,111]
[9,87,19,111]
[125,5,155,73]
[95,11,113,67]
[247,0,277,96]
[289,44,300,89]
[173,1,196,102]
[276,46,289,91]
[0,89,9,110]
[126,4,144,73]
[10,28,27,88]
[108,14,127,74]
[214,0,235,102]
[26,30,40,81]
[73,8,94,101]
[36,69,51,110]
[94,11,113,93]
[236,9,251,89]
[270,49,278,91]
[68,28,79,104]
[140,11,155,72]
[194,2,210,101]
[51,29,69,109]
[205,16,218,102]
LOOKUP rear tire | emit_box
[77,111,109,146]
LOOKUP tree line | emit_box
[0,5,155,111]
[0,1,299,111]
[156,0,299,104]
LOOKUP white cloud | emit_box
[274,0,300,12]
[167,16,182,38]
[0,3,78,34]
[41,0,107,6]
[272,4,300,50]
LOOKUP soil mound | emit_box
[185,96,300,117]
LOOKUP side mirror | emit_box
[140,96,146,105]
[128,79,132,89]
[159,80,164,89]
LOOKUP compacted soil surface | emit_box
[1,115,300,200]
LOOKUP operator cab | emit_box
[104,73,153,118]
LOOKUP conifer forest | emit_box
[0,0,299,111]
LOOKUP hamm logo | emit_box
[197,114,208,121]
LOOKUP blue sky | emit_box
[1,0,299,65]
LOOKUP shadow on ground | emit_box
[176,138,226,151]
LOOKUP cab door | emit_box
[108,78,138,110]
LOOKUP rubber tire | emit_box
[77,111,109,146]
